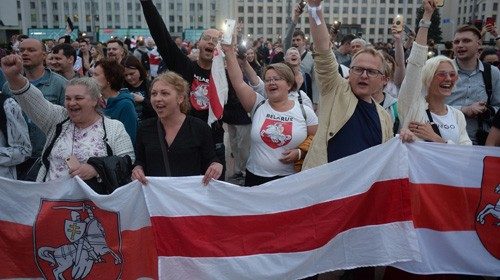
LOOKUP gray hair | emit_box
[421,55,458,94]
[67,77,103,110]
[351,38,367,46]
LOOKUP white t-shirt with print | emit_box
[247,94,318,177]
[430,105,460,144]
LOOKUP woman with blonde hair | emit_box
[398,0,471,145]
[132,71,223,185]
[223,43,318,186]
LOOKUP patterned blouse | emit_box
[47,119,107,181]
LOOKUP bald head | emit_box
[19,38,47,69]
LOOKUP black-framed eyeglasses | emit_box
[349,66,384,78]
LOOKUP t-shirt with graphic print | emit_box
[430,105,460,144]
[246,93,318,177]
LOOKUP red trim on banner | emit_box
[152,179,411,257]
[207,73,223,119]
[0,220,40,278]
[410,183,479,231]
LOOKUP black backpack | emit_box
[137,49,150,71]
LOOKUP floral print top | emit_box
[47,119,107,181]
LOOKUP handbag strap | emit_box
[425,109,442,137]
[156,119,172,176]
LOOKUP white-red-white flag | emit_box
[144,139,420,279]
[0,178,157,279]
[207,43,228,124]
[392,142,500,276]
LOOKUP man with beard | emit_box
[141,0,245,180]
[48,43,80,80]
[1,38,66,180]
[105,39,127,64]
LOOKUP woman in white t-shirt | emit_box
[224,46,318,186]
[398,0,471,145]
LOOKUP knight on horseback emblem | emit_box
[35,202,122,279]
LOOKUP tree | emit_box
[415,7,443,43]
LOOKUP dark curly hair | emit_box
[95,58,125,91]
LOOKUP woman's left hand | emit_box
[69,163,99,180]
[280,149,300,164]
[202,162,223,185]
[409,121,445,143]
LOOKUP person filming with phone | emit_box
[1,54,135,183]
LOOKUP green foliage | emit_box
[415,7,443,43]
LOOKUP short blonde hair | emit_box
[351,47,387,75]
[151,71,191,114]
[264,63,297,91]
[421,55,458,93]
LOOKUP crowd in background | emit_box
[0,0,499,278]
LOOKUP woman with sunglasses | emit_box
[398,0,471,145]
[222,44,318,186]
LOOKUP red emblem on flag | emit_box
[34,200,123,279]
[475,156,500,259]
[260,119,292,149]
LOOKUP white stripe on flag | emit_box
[158,222,419,280]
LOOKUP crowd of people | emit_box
[0,0,499,277]
[0,0,498,184]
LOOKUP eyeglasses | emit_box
[201,34,220,44]
[264,76,285,84]
[434,71,458,79]
[349,66,384,78]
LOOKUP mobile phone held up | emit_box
[298,0,306,11]
[222,19,236,45]
[393,15,404,32]
[435,0,444,7]
[485,17,495,27]
[403,25,413,35]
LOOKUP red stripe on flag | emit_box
[152,179,411,257]
[0,220,40,278]
[410,183,479,231]
[121,227,158,279]
[207,74,223,119]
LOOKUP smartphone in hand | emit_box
[394,15,404,32]
[222,19,236,45]
[435,0,445,7]
[485,17,495,27]
[403,25,413,35]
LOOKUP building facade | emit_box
[1,0,498,44]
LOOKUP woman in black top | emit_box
[131,71,223,185]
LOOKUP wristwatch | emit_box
[419,19,432,28]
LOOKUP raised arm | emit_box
[221,45,257,113]
[140,0,193,80]
[397,0,435,129]
[307,0,329,52]
[284,4,304,51]
[392,26,406,87]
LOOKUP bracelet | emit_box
[297,149,302,161]
[307,4,322,25]
[10,77,31,95]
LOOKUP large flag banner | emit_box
[393,143,500,276]
[145,139,419,279]
[0,178,157,279]
[0,139,499,279]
